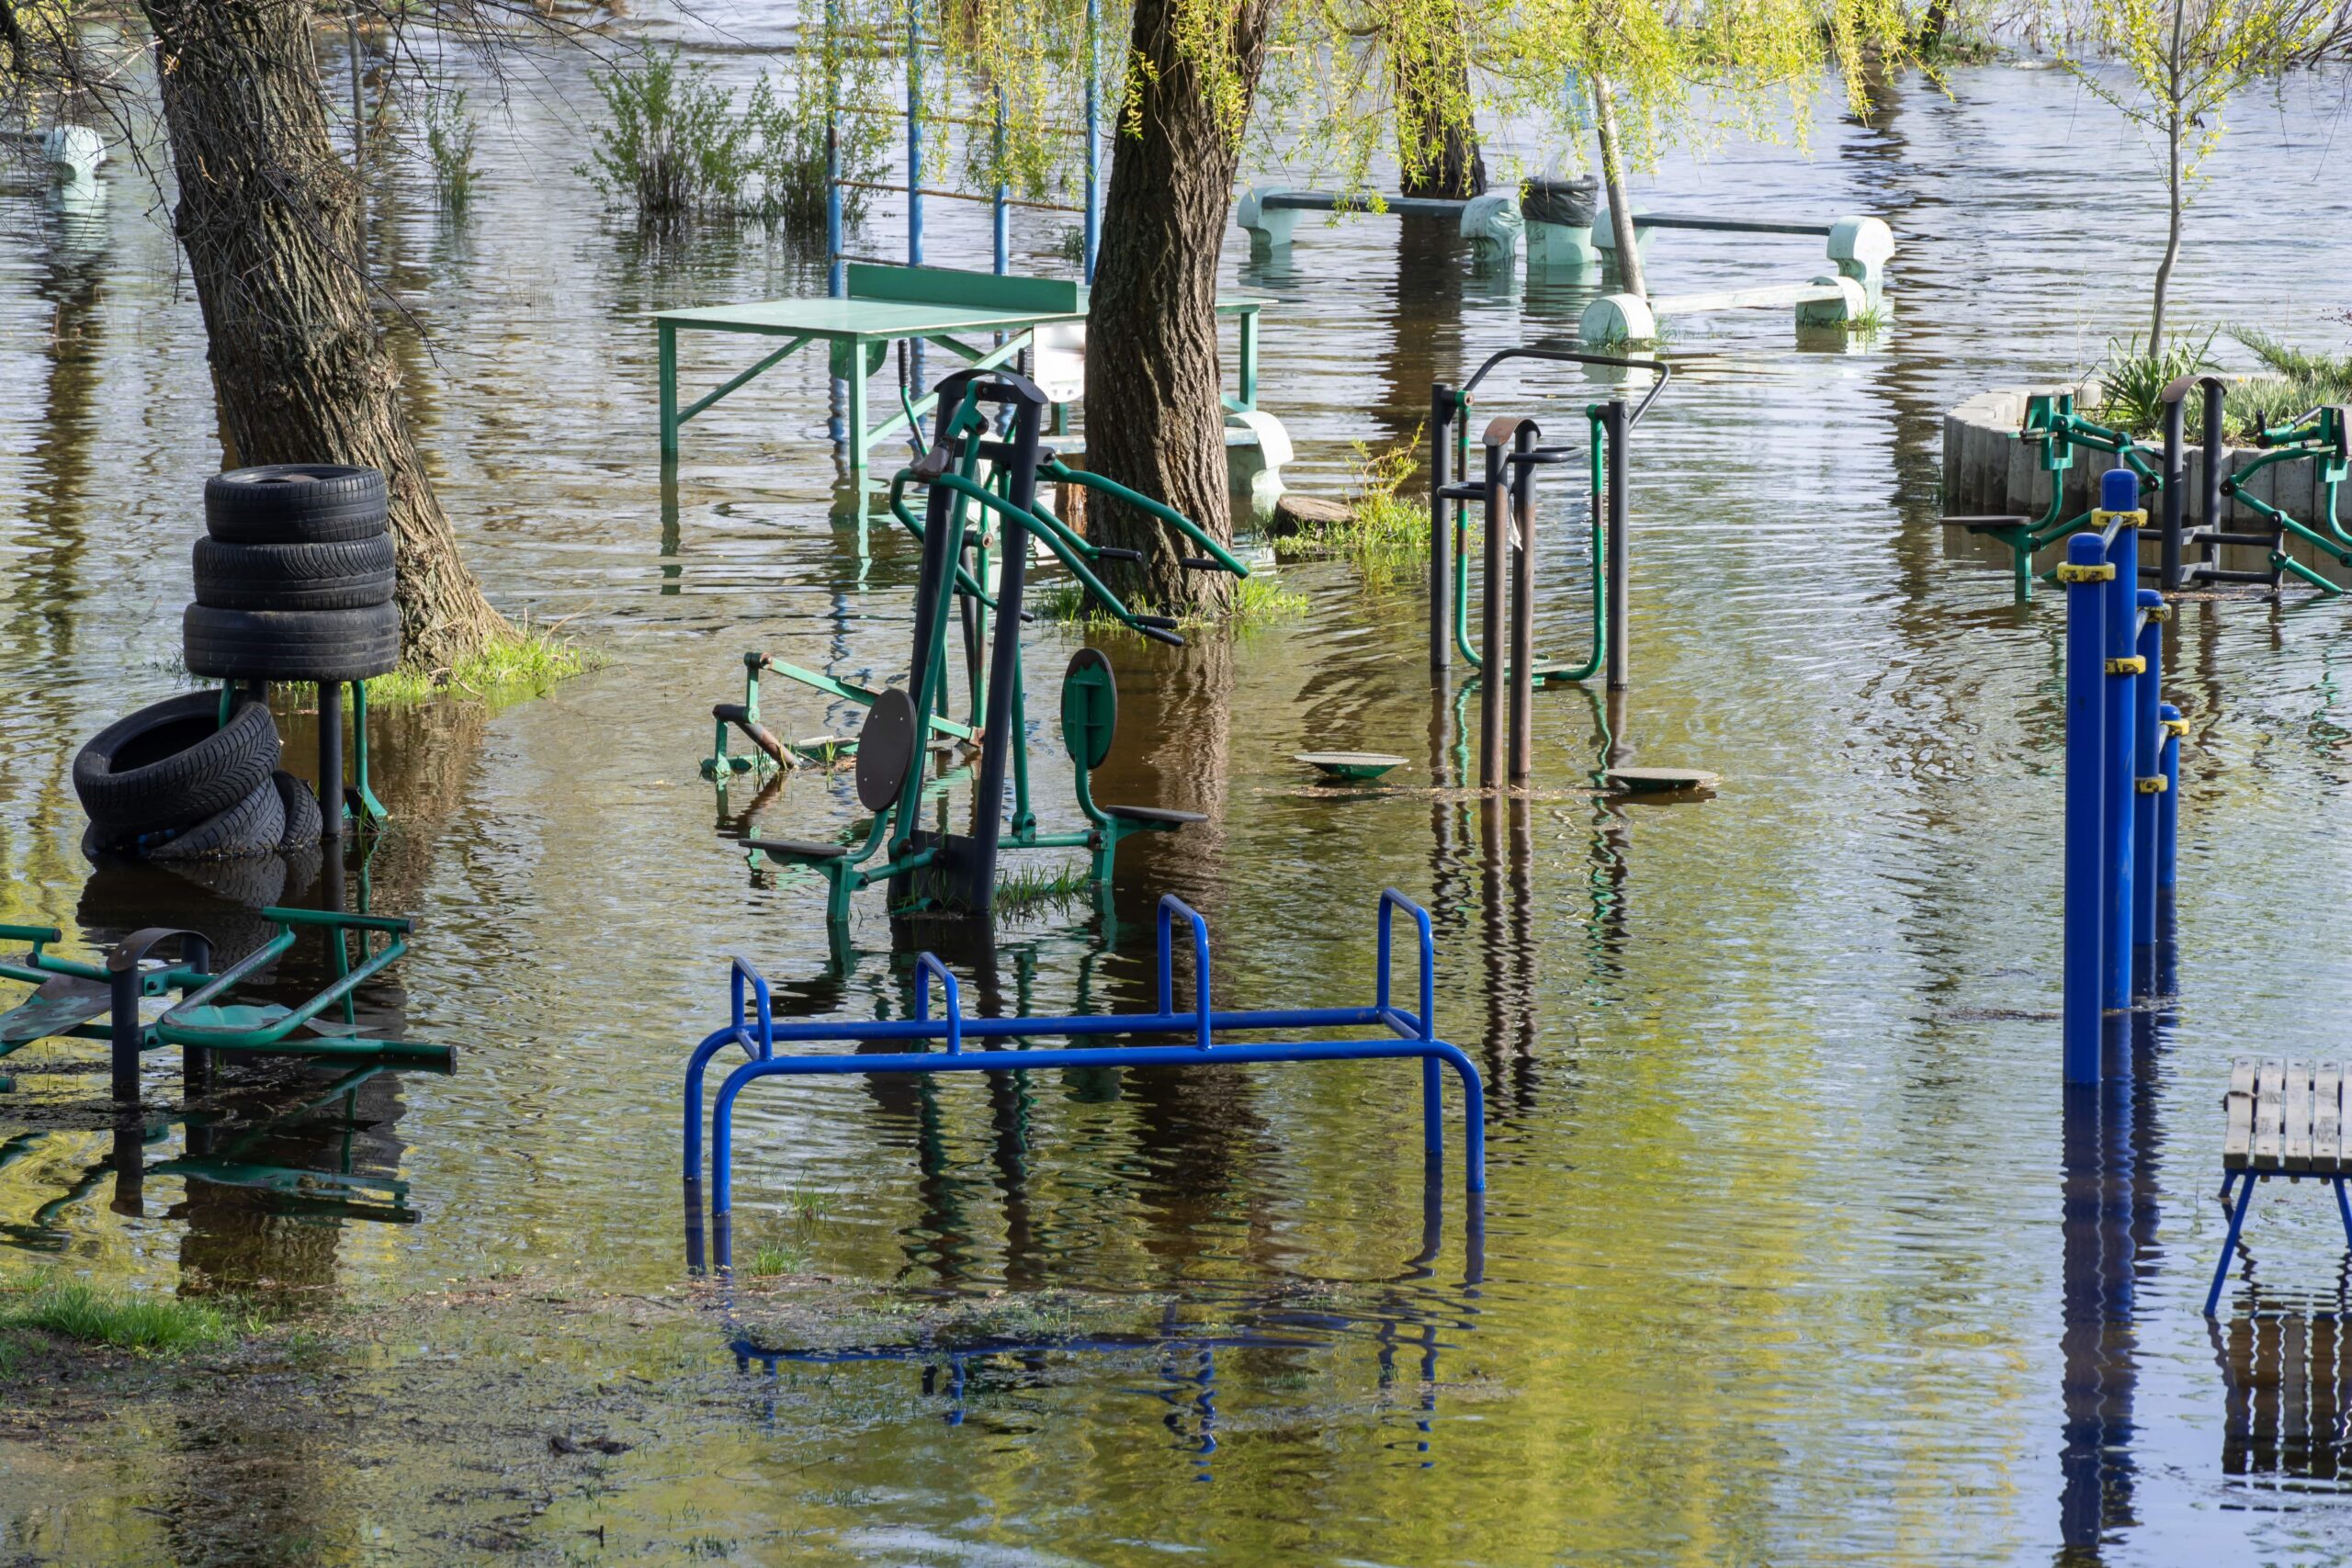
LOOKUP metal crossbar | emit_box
[681,890,1487,1269]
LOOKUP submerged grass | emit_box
[1275,432,1430,592]
[1032,568,1306,632]
[365,617,604,706]
[0,1271,242,1359]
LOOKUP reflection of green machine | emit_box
[740,369,1234,925]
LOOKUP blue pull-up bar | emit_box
[681,890,1488,1271]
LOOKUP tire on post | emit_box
[183,602,402,684]
[201,465,389,546]
[192,535,396,612]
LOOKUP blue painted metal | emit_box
[906,6,923,268]
[2099,472,2138,1011]
[683,890,1487,1270]
[2132,587,2163,966]
[2157,701,2180,897]
[2062,531,2107,1085]
[992,89,1009,276]
[1083,0,1101,282]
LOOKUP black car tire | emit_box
[146,776,288,862]
[203,465,388,545]
[273,770,324,850]
[183,601,401,682]
[73,691,281,840]
[192,535,395,612]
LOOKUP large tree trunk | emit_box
[140,0,506,671]
[1082,0,1277,614]
[1393,10,1486,200]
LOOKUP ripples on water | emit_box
[3,40,2352,1563]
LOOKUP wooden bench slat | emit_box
[2224,1057,2259,1168]
[2317,1062,2344,1176]
[2286,1059,2314,1170]
[2255,1058,2288,1170]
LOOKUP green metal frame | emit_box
[1445,393,1610,683]
[154,908,450,1065]
[1965,394,2166,601]
[2217,406,2352,596]
[749,377,1225,919]
[654,265,1264,477]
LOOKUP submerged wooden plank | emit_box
[2255,1059,2288,1170]
[2225,1057,2259,1168]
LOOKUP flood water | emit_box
[6,29,2352,1563]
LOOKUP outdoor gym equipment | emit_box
[741,368,1241,920]
[2159,381,2351,597]
[681,889,1487,1269]
[2207,1059,2352,1316]
[1943,392,2165,601]
[0,908,453,1100]
[2059,471,2184,1086]
[1427,347,1670,784]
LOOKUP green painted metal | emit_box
[1446,398,1608,683]
[1060,650,1116,770]
[654,265,1266,475]
[156,908,451,1065]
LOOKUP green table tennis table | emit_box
[655,264,1265,476]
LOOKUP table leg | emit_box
[847,340,870,480]
[658,321,679,460]
[1238,310,1259,412]
[319,680,345,841]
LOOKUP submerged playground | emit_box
[6,39,2352,1568]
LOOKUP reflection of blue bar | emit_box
[2063,532,2107,1084]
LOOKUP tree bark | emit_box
[1393,11,1486,200]
[140,0,506,671]
[1592,73,1647,301]
[1082,0,1278,614]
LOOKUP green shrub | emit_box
[2095,329,2220,436]
[424,86,478,214]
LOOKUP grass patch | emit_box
[365,617,602,706]
[2093,328,2352,442]
[1275,432,1430,592]
[1032,568,1305,632]
[742,1190,834,1279]
[0,1272,242,1359]
[993,861,1095,917]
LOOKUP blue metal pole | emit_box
[993,89,1009,276]
[2156,702,2180,897]
[825,0,843,299]
[2132,587,2163,977]
[906,7,922,267]
[2063,530,2108,1084]
[1082,0,1100,283]
[2099,471,2139,1013]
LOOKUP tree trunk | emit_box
[1592,73,1647,301]
[1393,12,1486,200]
[140,0,506,671]
[2149,0,2189,357]
[1082,0,1277,614]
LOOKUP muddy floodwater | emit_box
[6,35,2352,1565]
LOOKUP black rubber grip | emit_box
[1139,624,1187,648]
[1094,547,1145,562]
[1435,483,1486,502]
[1135,614,1179,629]
[1180,557,1226,571]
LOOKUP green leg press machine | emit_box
[726,367,1248,924]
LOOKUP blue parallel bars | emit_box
[680,892,1487,1271]
[2062,470,2181,1084]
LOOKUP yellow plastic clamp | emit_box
[2145,603,2173,622]
[2137,775,2168,795]
[2162,717,2189,738]
[2088,509,2149,530]
[2054,562,2116,584]
[2106,656,2147,676]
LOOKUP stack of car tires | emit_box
[73,465,401,863]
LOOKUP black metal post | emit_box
[1508,420,1539,784]
[107,945,141,1103]
[1430,384,1455,671]
[2161,394,2186,592]
[2199,380,2225,580]
[1477,419,1510,788]
[967,386,1046,912]
[318,679,345,840]
[1602,399,1632,693]
[180,934,211,1091]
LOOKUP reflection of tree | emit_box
[1095,627,1233,908]
[1372,217,1466,461]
